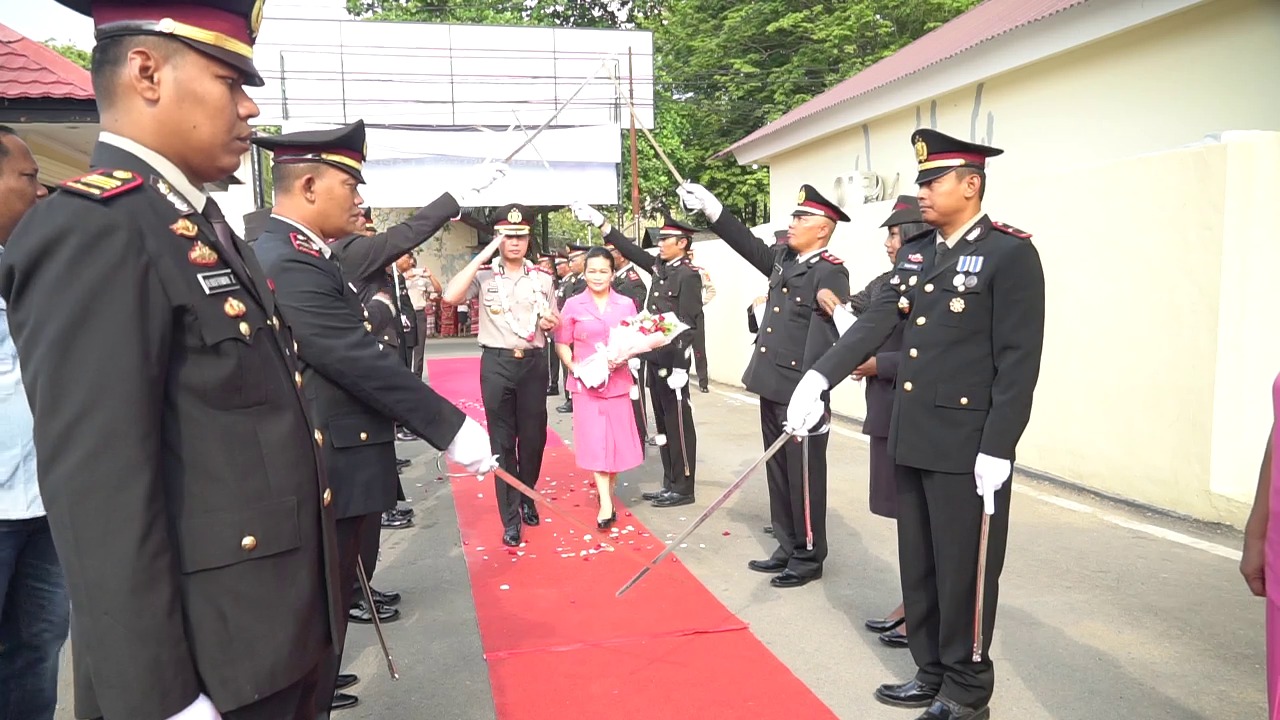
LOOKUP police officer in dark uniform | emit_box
[606,237,650,444]
[678,182,850,588]
[538,252,563,395]
[788,129,1045,720]
[250,121,500,716]
[554,244,589,413]
[0,3,344,718]
[442,206,559,547]
[572,204,701,508]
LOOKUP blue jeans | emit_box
[0,517,69,720]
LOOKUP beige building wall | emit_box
[700,0,1280,526]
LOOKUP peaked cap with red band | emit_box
[791,183,850,223]
[57,0,266,86]
[880,194,923,228]
[253,120,368,184]
[493,203,533,236]
[912,128,1003,184]
[657,213,700,239]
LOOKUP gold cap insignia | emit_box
[224,297,247,318]
[796,188,806,204]
[914,136,928,163]
[171,217,198,238]
[111,170,134,180]
[507,207,523,224]
[950,297,965,313]
[250,0,265,38]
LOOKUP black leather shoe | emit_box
[371,587,401,606]
[914,699,990,719]
[395,457,411,469]
[556,400,573,414]
[879,629,909,648]
[651,492,694,508]
[395,429,417,442]
[502,524,521,547]
[698,385,709,393]
[331,691,359,711]
[520,503,540,526]
[865,615,906,633]
[770,568,821,588]
[381,512,412,529]
[335,673,359,691]
[546,385,559,396]
[747,558,787,573]
[641,489,670,501]
[348,598,400,624]
[389,506,414,519]
[763,525,774,535]
[874,678,939,709]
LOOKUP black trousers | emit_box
[647,367,695,496]
[896,465,1011,708]
[409,309,425,376]
[629,362,648,444]
[358,508,381,582]
[691,319,708,388]
[480,348,549,528]
[314,513,374,717]
[94,663,323,720]
[759,398,828,577]
[546,332,561,389]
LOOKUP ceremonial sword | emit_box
[616,431,793,597]
[972,505,992,662]
[356,556,399,680]
[801,435,813,551]
[502,56,613,164]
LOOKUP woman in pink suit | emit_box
[555,247,644,529]
[1244,379,1280,719]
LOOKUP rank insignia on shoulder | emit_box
[59,169,144,201]
[171,217,199,238]
[820,251,843,265]
[627,269,640,280]
[290,232,321,258]
[992,221,1032,239]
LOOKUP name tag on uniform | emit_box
[197,269,240,295]
[897,261,923,271]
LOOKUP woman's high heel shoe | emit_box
[597,511,617,530]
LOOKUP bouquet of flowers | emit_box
[573,311,691,389]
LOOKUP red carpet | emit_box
[427,357,838,720]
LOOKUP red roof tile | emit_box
[723,0,1088,157]
[0,22,94,101]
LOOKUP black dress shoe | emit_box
[395,429,418,442]
[371,587,401,606]
[641,489,670,501]
[879,629,909,648]
[381,512,412,529]
[651,492,694,508]
[502,524,521,547]
[914,699,990,719]
[335,673,359,691]
[520,503,540,526]
[770,568,821,588]
[865,615,906,633]
[874,678,940,709]
[698,385,709,393]
[389,506,414,519]
[763,525,774,535]
[747,558,787,573]
[546,385,559,396]
[331,691,359,711]
[395,457,411,469]
[348,598,400,624]
[556,400,573,413]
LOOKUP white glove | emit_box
[627,357,641,373]
[570,201,605,228]
[451,162,509,205]
[784,370,829,435]
[832,305,856,336]
[974,453,1011,515]
[667,368,689,389]
[677,182,723,223]
[446,416,498,474]
[166,694,221,720]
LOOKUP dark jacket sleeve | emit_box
[0,200,202,719]
[670,267,702,369]
[333,193,461,283]
[875,350,901,381]
[269,253,466,449]
[981,240,1046,459]
[811,281,901,385]
[851,270,892,316]
[709,209,773,276]
[604,225,658,273]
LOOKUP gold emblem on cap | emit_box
[250,0,265,38]
[111,170,133,180]
[914,136,928,163]
[950,297,965,313]
[224,297,247,318]
[507,207,523,224]
[796,188,805,203]
[156,17,177,33]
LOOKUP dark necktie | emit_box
[935,241,952,264]
[201,196,241,262]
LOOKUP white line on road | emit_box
[710,386,1243,562]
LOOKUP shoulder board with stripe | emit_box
[626,269,641,281]
[532,265,553,276]
[992,221,1032,239]
[290,232,322,258]
[820,251,844,265]
[59,169,144,201]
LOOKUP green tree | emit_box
[42,40,91,70]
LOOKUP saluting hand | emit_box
[477,235,503,263]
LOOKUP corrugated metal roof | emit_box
[722,0,1090,158]
[0,22,94,101]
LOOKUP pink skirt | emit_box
[572,391,643,473]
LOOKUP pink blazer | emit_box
[555,290,638,398]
